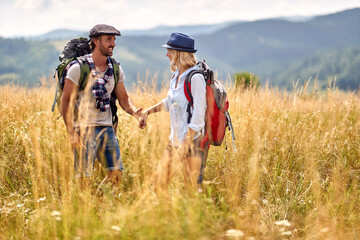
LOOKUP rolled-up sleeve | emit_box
[188,74,206,132]
[162,97,170,112]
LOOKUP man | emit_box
[61,24,142,186]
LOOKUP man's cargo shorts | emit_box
[74,126,123,177]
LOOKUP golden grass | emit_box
[0,78,359,239]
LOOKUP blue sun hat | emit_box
[162,32,197,53]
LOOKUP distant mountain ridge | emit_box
[122,22,239,36]
[25,29,87,41]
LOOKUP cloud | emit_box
[14,0,52,10]
[1,0,359,37]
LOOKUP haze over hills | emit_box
[22,16,312,40]
[23,22,238,41]
[1,8,359,90]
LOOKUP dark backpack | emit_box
[51,37,120,127]
[184,60,236,150]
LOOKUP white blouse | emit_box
[162,66,207,146]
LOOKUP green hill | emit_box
[0,37,59,86]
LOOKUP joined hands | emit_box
[136,108,149,129]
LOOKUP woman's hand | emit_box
[177,137,191,159]
[139,110,149,129]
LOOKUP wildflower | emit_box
[320,227,330,233]
[225,229,244,239]
[238,210,246,217]
[281,231,292,236]
[111,225,121,232]
[51,211,61,217]
[17,203,24,208]
[50,210,62,221]
[0,207,11,214]
[37,197,46,202]
[275,220,291,227]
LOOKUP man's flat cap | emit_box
[89,24,121,38]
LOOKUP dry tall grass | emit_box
[0,77,359,239]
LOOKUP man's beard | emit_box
[99,44,113,57]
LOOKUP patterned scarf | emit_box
[84,54,114,112]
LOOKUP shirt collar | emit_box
[173,66,198,80]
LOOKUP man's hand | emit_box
[69,132,81,149]
[134,107,143,120]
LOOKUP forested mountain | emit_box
[0,8,359,90]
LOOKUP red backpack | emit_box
[184,60,236,150]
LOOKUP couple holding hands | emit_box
[61,24,208,194]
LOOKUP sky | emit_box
[0,0,359,38]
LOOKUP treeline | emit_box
[272,46,360,90]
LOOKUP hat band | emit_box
[167,41,193,50]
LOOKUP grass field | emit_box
[1,78,359,239]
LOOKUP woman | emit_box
[140,32,209,194]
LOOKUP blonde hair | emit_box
[168,49,197,72]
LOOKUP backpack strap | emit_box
[110,57,120,85]
[225,111,237,151]
[51,57,89,112]
[77,57,91,91]
[184,70,202,124]
[109,57,120,128]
